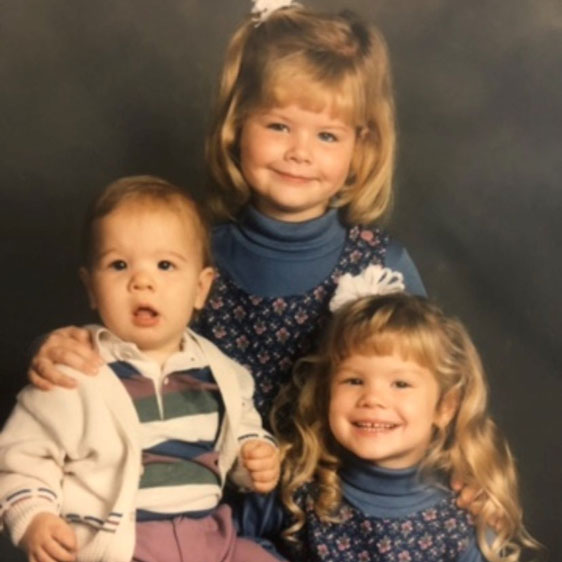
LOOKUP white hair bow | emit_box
[329,264,405,312]
[251,0,296,25]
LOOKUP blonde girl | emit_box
[238,289,540,561]
[30,2,426,425]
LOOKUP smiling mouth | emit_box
[353,421,399,431]
[273,169,314,182]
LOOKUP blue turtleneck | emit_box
[211,206,426,297]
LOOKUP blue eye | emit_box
[393,380,411,389]
[158,260,174,271]
[343,377,363,386]
[267,122,288,132]
[109,260,127,271]
[319,132,337,143]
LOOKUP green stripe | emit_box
[132,396,161,422]
[140,460,220,488]
[162,390,220,420]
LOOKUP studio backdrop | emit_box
[1,0,560,559]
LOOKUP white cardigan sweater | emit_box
[0,328,270,562]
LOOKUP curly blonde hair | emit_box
[206,5,395,225]
[272,293,541,561]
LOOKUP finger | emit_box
[242,441,275,459]
[244,454,279,472]
[30,545,58,562]
[52,523,77,553]
[29,358,77,389]
[49,347,102,375]
[63,326,93,344]
[250,468,280,483]
[28,369,54,391]
[45,538,76,562]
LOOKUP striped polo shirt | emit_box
[100,330,226,521]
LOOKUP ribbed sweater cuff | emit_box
[4,499,58,547]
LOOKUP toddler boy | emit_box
[0,176,280,562]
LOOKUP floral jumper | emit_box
[194,225,388,420]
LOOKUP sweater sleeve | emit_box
[384,239,427,297]
[0,379,86,546]
[228,358,277,489]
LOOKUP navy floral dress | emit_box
[194,225,388,421]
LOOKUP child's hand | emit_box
[241,440,280,493]
[451,476,500,530]
[28,326,102,390]
[20,512,77,562]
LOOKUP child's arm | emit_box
[0,383,84,549]
[227,359,280,492]
[19,513,76,562]
[28,326,102,390]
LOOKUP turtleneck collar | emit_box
[237,205,346,257]
[339,451,449,518]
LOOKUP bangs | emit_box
[257,57,365,127]
[328,297,447,378]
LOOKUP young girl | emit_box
[29,2,425,424]
[237,284,540,561]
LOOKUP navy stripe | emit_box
[146,440,215,460]
[108,361,142,379]
[174,366,215,384]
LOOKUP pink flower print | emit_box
[358,552,370,562]
[418,533,433,550]
[422,508,437,521]
[313,286,326,301]
[236,335,249,350]
[279,358,292,371]
[360,229,374,243]
[210,297,223,310]
[254,321,266,335]
[350,249,362,263]
[295,308,308,325]
[233,306,246,320]
[340,505,353,522]
[257,351,270,364]
[377,537,392,554]
[444,517,457,531]
[276,327,289,343]
[250,295,263,305]
[401,520,413,535]
[398,551,412,562]
[317,544,329,557]
[212,325,226,339]
[273,298,287,314]
[360,520,373,533]
[336,536,350,551]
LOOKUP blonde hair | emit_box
[82,175,212,268]
[272,293,541,561]
[206,5,396,225]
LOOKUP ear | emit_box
[193,266,215,310]
[434,389,460,429]
[79,267,97,310]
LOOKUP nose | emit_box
[357,382,387,409]
[128,270,155,292]
[285,132,311,164]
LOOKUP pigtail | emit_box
[421,320,542,561]
[206,18,255,221]
[272,354,343,540]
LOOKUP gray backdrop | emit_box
[1,0,560,559]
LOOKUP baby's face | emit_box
[81,202,213,364]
